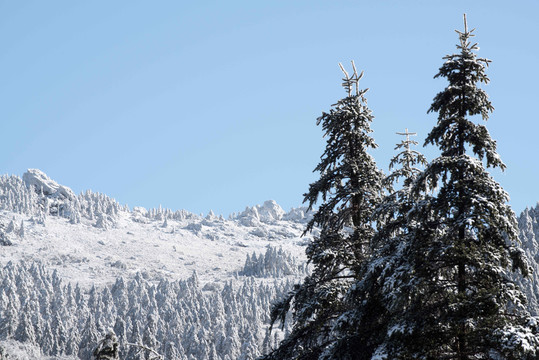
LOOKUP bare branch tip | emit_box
[351,60,358,76]
[338,62,349,79]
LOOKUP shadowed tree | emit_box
[263,61,385,359]
[334,128,428,359]
[377,15,539,359]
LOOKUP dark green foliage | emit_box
[326,130,428,360]
[378,15,539,359]
[385,129,428,189]
[263,63,385,359]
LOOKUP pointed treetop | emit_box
[338,60,364,97]
[388,128,426,184]
[395,128,417,152]
[455,13,474,37]
[455,13,479,51]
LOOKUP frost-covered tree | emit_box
[78,314,101,360]
[319,129,428,359]
[376,15,539,359]
[6,220,15,233]
[14,311,35,344]
[264,62,385,359]
[384,129,428,190]
[0,304,18,340]
[17,220,24,238]
[142,313,160,359]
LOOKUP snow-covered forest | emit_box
[0,170,310,359]
[3,15,539,360]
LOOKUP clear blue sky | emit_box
[1,1,538,217]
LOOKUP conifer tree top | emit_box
[426,14,502,169]
[386,128,427,188]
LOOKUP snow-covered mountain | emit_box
[2,169,539,360]
[0,169,311,285]
[0,170,311,359]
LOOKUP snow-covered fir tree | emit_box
[318,129,428,359]
[374,15,539,359]
[263,61,385,359]
[17,220,24,238]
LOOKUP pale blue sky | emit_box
[1,1,538,216]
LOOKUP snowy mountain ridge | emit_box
[0,169,311,288]
[2,169,539,359]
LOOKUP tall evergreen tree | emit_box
[378,15,539,359]
[263,61,385,359]
[324,129,428,359]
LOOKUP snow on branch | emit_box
[126,342,163,360]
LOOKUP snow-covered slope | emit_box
[0,170,312,359]
[0,170,311,287]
